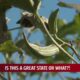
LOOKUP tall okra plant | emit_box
[0,0,80,80]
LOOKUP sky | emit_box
[0,0,80,80]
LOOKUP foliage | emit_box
[48,9,59,34]
[0,0,80,80]
[58,1,80,12]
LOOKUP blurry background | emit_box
[0,0,80,80]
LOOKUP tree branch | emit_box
[55,34,80,61]
[35,12,78,64]
[0,73,7,80]
[5,53,12,80]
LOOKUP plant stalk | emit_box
[35,12,78,64]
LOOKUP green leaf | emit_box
[58,13,80,37]
[48,9,59,34]
[58,2,80,12]
[74,13,80,24]
[2,0,41,13]
[58,22,75,37]
[7,0,34,12]
[57,19,67,28]
[30,72,42,76]
[53,51,71,63]
[58,2,72,8]
[66,77,80,80]
[0,40,21,55]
